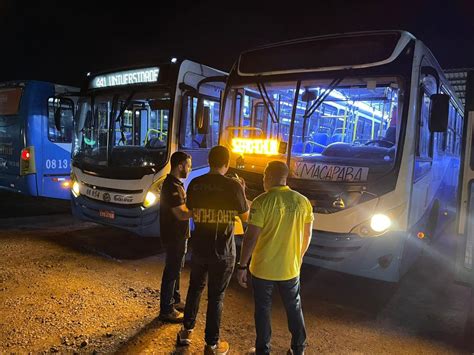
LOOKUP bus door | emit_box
[179,76,226,172]
[456,71,474,347]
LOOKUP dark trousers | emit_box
[252,275,307,355]
[160,238,187,314]
[183,257,235,345]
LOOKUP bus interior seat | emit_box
[146,137,166,149]
[313,133,329,146]
[383,126,396,144]
[329,133,344,144]
[292,142,304,154]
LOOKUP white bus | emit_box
[220,31,464,282]
[68,59,226,237]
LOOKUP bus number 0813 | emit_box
[45,159,68,169]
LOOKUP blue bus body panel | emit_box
[40,141,71,199]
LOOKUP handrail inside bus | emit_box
[303,140,327,152]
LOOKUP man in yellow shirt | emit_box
[237,161,313,355]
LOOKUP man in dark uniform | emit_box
[177,145,249,355]
[158,151,193,322]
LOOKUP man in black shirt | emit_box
[158,151,193,322]
[177,145,249,355]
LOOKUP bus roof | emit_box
[237,30,415,76]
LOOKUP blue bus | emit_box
[0,81,77,199]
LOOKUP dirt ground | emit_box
[0,192,472,354]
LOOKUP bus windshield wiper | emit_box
[256,81,279,124]
[303,75,345,119]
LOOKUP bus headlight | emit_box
[351,204,406,238]
[72,181,80,197]
[143,175,166,208]
[370,214,391,232]
[143,191,157,208]
[71,172,81,198]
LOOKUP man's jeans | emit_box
[252,275,307,355]
[160,238,187,314]
[183,256,235,345]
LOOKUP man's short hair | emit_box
[265,161,289,180]
[170,151,191,169]
[208,145,230,168]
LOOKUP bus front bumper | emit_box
[71,194,160,238]
[304,230,408,282]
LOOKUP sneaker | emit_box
[204,340,229,355]
[246,347,256,355]
[174,301,185,312]
[177,327,193,346]
[158,308,184,323]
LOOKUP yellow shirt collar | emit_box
[269,185,290,191]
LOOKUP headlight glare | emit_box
[370,214,391,232]
[143,191,157,208]
[72,181,80,197]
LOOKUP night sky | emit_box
[1,0,473,86]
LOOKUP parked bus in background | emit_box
[67,59,226,237]
[220,31,464,282]
[0,81,77,200]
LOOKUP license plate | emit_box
[99,210,115,219]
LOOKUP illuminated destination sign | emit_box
[231,138,279,155]
[90,67,160,89]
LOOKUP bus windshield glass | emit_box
[222,76,403,182]
[74,90,171,168]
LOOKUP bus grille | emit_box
[306,230,363,262]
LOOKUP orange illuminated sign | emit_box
[231,138,279,155]
[0,88,22,115]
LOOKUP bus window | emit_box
[209,99,220,146]
[48,98,73,143]
[417,91,432,158]
[180,95,199,148]
[455,111,463,155]
[180,96,219,149]
[444,104,457,155]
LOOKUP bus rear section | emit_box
[0,85,25,193]
[220,31,463,282]
[0,81,76,199]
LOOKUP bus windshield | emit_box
[74,90,171,168]
[222,76,403,182]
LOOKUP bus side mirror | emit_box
[196,103,210,135]
[429,94,449,132]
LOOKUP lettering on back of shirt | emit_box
[193,209,238,224]
[192,183,225,192]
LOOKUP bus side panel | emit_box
[401,155,460,276]
[40,142,71,200]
